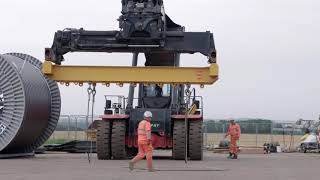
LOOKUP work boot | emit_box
[148,168,156,172]
[232,154,238,159]
[227,153,233,159]
[129,161,134,171]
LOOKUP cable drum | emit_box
[0,88,5,136]
[0,53,61,154]
[0,90,3,115]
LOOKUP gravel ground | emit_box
[0,151,319,180]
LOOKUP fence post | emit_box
[204,124,208,148]
[222,123,226,138]
[255,123,258,147]
[52,131,55,141]
[282,127,286,147]
[75,116,78,140]
[270,122,274,143]
[67,115,70,141]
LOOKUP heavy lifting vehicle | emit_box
[0,0,218,160]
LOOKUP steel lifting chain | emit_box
[90,84,96,162]
[184,84,192,164]
[85,83,97,163]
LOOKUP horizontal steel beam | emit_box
[46,29,216,65]
[42,61,219,85]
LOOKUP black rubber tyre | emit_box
[300,144,307,153]
[111,120,127,159]
[126,147,138,158]
[96,120,111,160]
[172,120,186,160]
[189,121,203,160]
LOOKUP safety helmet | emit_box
[228,118,235,122]
[144,111,153,118]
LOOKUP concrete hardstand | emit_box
[0,151,319,180]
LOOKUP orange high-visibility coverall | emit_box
[131,119,153,169]
[227,123,241,154]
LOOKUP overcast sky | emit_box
[0,0,319,121]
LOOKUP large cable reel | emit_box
[0,53,61,154]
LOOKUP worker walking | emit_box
[225,119,241,159]
[129,111,155,172]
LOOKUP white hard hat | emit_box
[144,111,153,118]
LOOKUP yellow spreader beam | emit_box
[42,61,219,85]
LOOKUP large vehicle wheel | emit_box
[111,120,127,159]
[96,120,111,160]
[172,120,186,160]
[126,147,138,158]
[189,121,203,160]
[301,144,307,153]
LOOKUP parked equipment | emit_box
[299,134,320,153]
[0,0,219,160]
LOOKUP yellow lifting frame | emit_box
[42,61,219,85]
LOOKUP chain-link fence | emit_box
[47,115,99,144]
[203,121,305,149]
[47,116,306,149]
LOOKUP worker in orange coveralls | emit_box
[129,111,155,172]
[225,119,241,159]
